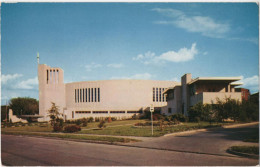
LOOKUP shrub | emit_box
[88,117,94,123]
[107,117,112,123]
[95,117,100,122]
[53,123,63,132]
[75,119,81,125]
[194,117,200,123]
[82,118,88,127]
[64,125,81,133]
[98,120,106,129]
[171,113,187,122]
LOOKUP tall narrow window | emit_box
[95,88,97,102]
[159,88,162,102]
[50,70,52,84]
[153,88,155,102]
[91,88,93,102]
[88,88,91,102]
[57,70,59,83]
[86,88,88,102]
[156,88,158,102]
[162,88,165,102]
[75,89,77,103]
[83,88,85,102]
[77,89,79,103]
[98,88,100,102]
[53,69,55,84]
[47,70,49,84]
[80,89,82,102]
[72,111,74,119]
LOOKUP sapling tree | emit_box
[48,102,63,132]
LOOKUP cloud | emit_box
[85,62,102,71]
[170,77,180,82]
[152,8,230,38]
[1,74,23,84]
[110,73,153,80]
[133,43,198,64]
[107,63,124,68]
[15,77,38,90]
[229,37,258,45]
[239,75,259,93]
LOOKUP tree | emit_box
[48,102,63,132]
[9,97,39,115]
[1,105,9,122]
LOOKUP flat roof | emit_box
[188,77,242,85]
[162,87,175,94]
[230,81,243,86]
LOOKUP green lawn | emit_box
[78,121,225,137]
[1,120,233,137]
[230,146,259,155]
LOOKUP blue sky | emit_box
[1,2,259,104]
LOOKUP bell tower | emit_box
[38,56,65,121]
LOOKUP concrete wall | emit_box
[38,64,66,121]
[161,86,182,116]
[9,109,28,123]
[65,80,179,119]
[181,74,192,116]
[190,92,242,106]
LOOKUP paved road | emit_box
[1,130,258,166]
[126,123,259,156]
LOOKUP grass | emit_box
[2,131,141,143]
[230,146,259,155]
[78,121,225,137]
[1,120,238,138]
[1,124,53,132]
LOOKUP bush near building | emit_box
[188,97,259,123]
[64,125,81,133]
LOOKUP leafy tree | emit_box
[9,97,39,115]
[48,102,63,131]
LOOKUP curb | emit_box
[3,133,135,145]
[222,122,259,128]
[226,148,259,159]
[2,133,240,159]
[163,122,259,137]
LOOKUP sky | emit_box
[1,2,259,105]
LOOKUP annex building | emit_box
[38,63,243,121]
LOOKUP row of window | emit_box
[153,87,167,102]
[75,88,100,103]
[74,111,142,114]
[76,111,91,114]
[46,69,59,84]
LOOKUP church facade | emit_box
[38,63,242,121]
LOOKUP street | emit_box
[1,124,259,166]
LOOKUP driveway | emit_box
[125,123,259,156]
